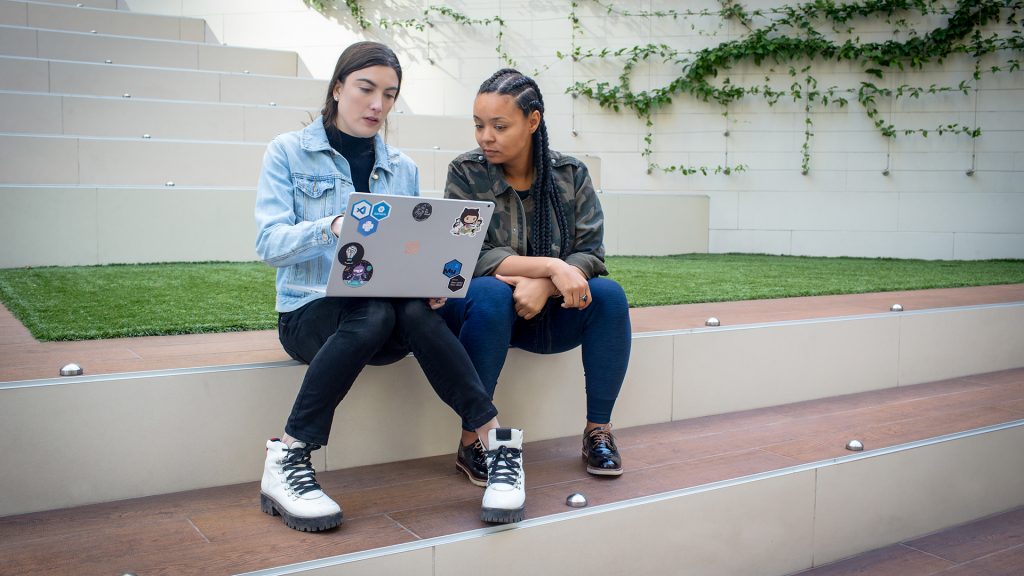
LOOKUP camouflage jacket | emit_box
[445,148,607,279]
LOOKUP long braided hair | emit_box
[478,69,570,258]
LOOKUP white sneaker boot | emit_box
[260,439,343,532]
[480,428,525,523]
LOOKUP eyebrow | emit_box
[473,115,510,122]
[354,77,399,92]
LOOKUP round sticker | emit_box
[343,260,374,287]
[412,202,433,221]
[338,242,364,266]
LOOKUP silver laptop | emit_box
[324,193,494,298]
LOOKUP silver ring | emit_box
[580,294,588,302]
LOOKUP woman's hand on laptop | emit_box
[428,297,447,310]
[330,215,344,237]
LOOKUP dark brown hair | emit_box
[321,41,403,129]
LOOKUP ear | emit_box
[528,109,541,134]
[332,81,342,102]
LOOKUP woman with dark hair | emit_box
[440,68,632,486]
[255,43,525,532]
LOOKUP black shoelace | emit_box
[283,445,323,496]
[487,446,522,486]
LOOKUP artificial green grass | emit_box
[0,255,1021,341]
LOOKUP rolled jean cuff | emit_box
[283,424,330,448]
[462,406,499,432]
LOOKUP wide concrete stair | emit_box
[0,3,1020,575]
[0,0,709,268]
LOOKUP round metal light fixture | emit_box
[846,440,864,451]
[705,317,721,327]
[60,363,83,376]
[566,493,588,508]
[890,304,903,312]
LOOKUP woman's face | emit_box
[473,93,540,166]
[332,65,400,138]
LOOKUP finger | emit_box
[579,292,592,309]
[495,274,520,287]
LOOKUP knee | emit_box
[354,299,397,342]
[588,278,628,310]
[465,277,515,323]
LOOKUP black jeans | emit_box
[278,297,498,446]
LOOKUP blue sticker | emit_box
[371,201,392,220]
[442,259,462,278]
[356,217,378,237]
[350,200,372,220]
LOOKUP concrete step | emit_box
[1,300,1021,518]
[0,90,479,149]
[0,0,209,42]
[0,366,1020,574]
[0,55,324,105]
[0,23,299,75]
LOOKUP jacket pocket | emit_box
[293,175,336,221]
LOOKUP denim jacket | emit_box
[255,117,420,312]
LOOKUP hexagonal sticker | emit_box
[349,200,372,220]
[442,259,462,278]
[447,275,466,292]
[356,217,378,237]
[371,201,392,221]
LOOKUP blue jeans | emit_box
[441,276,631,431]
[278,297,499,446]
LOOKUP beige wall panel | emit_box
[301,548,433,576]
[36,29,198,69]
[814,426,1024,566]
[0,134,78,184]
[389,113,476,151]
[77,139,263,187]
[27,2,182,40]
[178,15,207,42]
[898,305,1024,386]
[0,25,35,57]
[62,95,246,140]
[197,43,296,76]
[435,471,815,576]
[324,356,464,471]
[0,91,61,133]
[603,334,675,427]
[606,193,709,256]
[0,0,26,25]
[96,187,257,263]
[0,56,49,92]
[50,60,221,101]
[674,317,900,420]
[219,73,324,107]
[243,104,315,142]
[600,193,621,253]
[0,187,98,267]
[0,364,309,516]
[50,0,118,7]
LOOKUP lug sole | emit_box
[260,492,343,532]
[455,459,488,488]
[481,505,525,524]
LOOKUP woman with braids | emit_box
[440,68,631,485]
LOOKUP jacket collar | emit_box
[301,116,398,175]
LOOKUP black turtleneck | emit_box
[324,120,375,192]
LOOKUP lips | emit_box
[363,117,380,125]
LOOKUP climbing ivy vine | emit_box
[307,0,1024,176]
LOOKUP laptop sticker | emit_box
[451,207,483,237]
[350,200,372,220]
[356,217,379,237]
[442,259,463,278]
[405,241,420,255]
[412,202,433,221]
[338,242,364,266]
[343,260,374,287]
[371,201,391,220]
[447,275,466,292]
